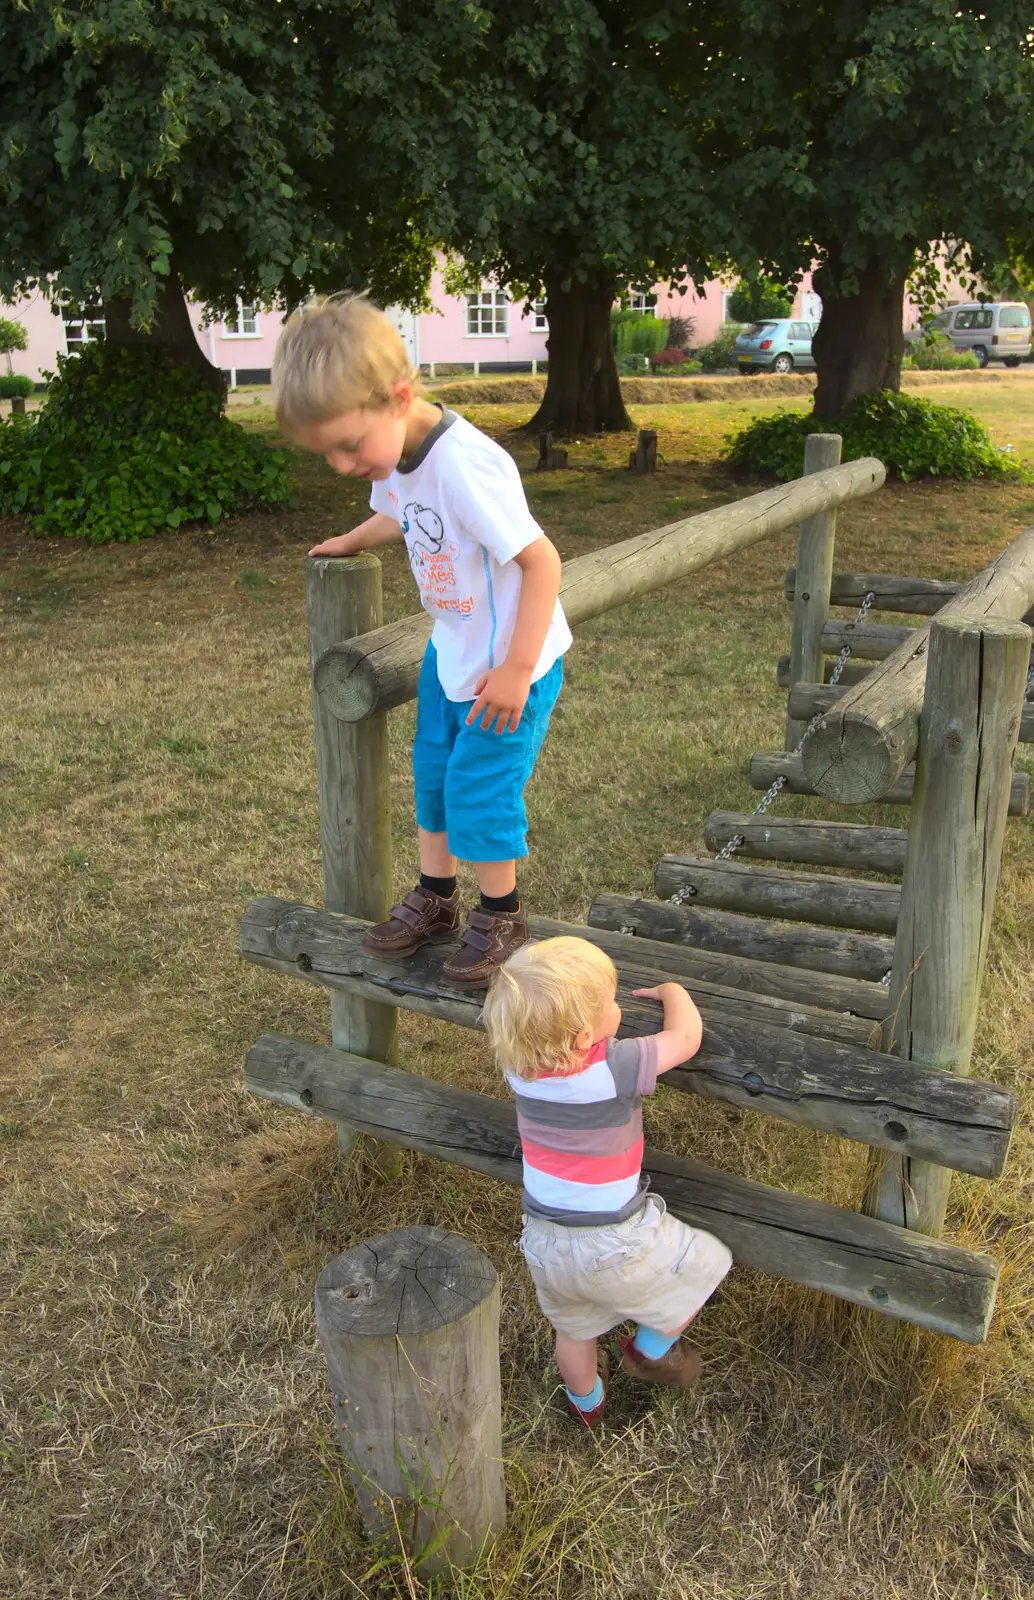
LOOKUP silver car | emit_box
[914,301,1031,367]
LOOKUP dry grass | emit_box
[2,391,1034,1599]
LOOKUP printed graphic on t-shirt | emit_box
[402,501,474,618]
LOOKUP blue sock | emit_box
[632,1324,679,1361]
[565,1374,604,1412]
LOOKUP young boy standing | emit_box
[273,296,571,987]
[483,937,732,1427]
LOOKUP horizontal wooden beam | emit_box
[704,811,908,875]
[789,680,1034,743]
[787,568,962,616]
[239,898,1014,1174]
[655,855,900,934]
[804,528,1034,804]
[590,891,894,983]
[245,1033,1000,1343]
[533,913,890,1021]
[778,653,870,690]
[820,620,917,661]
[314,459,887,722]
[748,750,1031,817]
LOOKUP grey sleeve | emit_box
[606,1035,660,1098]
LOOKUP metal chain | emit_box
[681,590,878,881]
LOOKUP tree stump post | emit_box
[861,616,1030,1235]
[315,1227,506,1577]
[628,428,658,474]
[536,431,568,470]
[785,432,842,748]
[307,555,399,1164]
[11,394,26,416]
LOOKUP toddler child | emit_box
[272,296,570,987]
[483,936,732,1426]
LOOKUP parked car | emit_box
[733,318,817,374]
[906,302,1032,367]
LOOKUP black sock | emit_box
[480,887,520,915]
[420,873,457,900]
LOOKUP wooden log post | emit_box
[654,855,900,934]
[777,653,871,690]
[628,428,658,474]
[790,680,1034,743]
[802,525,1034,804]
[536,431,568,470]
[11,394,27,417]
[785,433,842,747]
[307,555,398,1163]
[314,458,886,723]
[703,811,908,875]
[315,1227,505,1576]
[862,617,1031,1236]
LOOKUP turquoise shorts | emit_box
[413,641,563,863]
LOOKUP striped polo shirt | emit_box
[507,1036,660,1226]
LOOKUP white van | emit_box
[920,302,1031,367]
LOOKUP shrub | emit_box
[725,390,1025,483]
[650,346,691,367]
[696,329,740,372]
[612,313,667,359]
[0,374,35,399]
[902,332,980,371]
[0,343,294,543]
[664,314,696,350]
[616,352,651,374]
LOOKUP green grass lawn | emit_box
[2,382,1033,1599]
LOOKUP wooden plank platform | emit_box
[704,812,908,875]
[655,855,900,934]
[240,899,1016,1177]
[245,1033,1000,1343]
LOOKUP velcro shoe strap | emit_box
[388,901,426,930]
[459,927,493,954]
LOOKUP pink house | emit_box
[3,261,948,388]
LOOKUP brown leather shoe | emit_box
[441,905,528,988]
[361,885,460,959]
[618,1335,703,1387]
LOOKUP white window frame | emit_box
[465,288,510,338]
[626,291,651,313]
[721,290,738,323]
[532,299,548,331]
[61,309,106,355]
[223,299,261,339]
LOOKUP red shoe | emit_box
[619,1334,702,1386]
[568,1348,610,1429]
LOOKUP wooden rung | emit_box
[589,891,894,983]
[777,653,871,690]
[533,914,889,1021]
[749,751,1031,817]
[789,680,1034,744]
[240,898,1014,1174]
[704,812,908,874]
[786,566,1034,625]
[786,568,961,616]
[245,1033,1002,1342]
[655,855,899,933]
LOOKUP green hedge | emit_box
[902,332,980,371]
[0,343,294,543]
[726,391,1025,483]
[0,373,35,399]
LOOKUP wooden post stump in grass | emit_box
[628,428,658,474]
[315,1227,505,1577]
[861,616,1031,1236]
[307,554,399,1169]
[11,394,26,416]
[785,433,841,748]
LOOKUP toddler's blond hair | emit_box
[272,293,419,435]
[482,937,617,1082]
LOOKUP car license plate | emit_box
[738,355,751,363]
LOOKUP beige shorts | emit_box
[518,1195,733,1341]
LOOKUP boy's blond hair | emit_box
[272,293,419,434]
[482,937,617,1082]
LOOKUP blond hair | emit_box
[482,937,617,1082]
[271,293,419,434]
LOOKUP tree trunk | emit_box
[103,265,224,395]
[811,259,907,420]
[525,273,632,435]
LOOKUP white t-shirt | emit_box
[369,409,572,702]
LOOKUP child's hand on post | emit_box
[632,982,703,1072]
[466,662,534,734]
[308,529,363,558]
